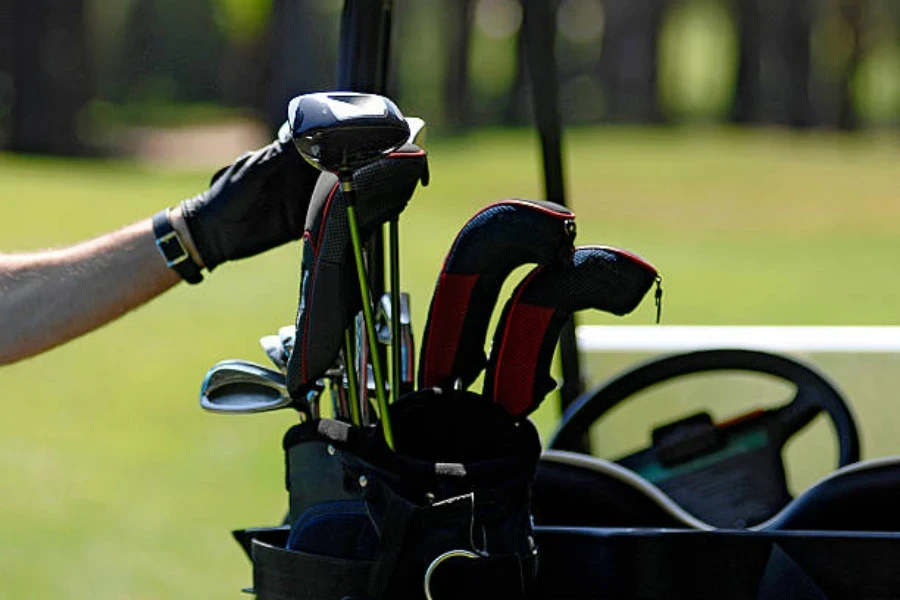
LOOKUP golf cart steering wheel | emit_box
[548,349,860,528]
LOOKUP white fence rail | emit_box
[576,326,900,354]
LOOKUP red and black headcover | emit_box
[418,199,576,391]
[286,143,428,399]
[486,245,659,416]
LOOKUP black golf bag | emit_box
[236,389,542,600]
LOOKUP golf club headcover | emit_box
[418,199,576,392]
[286,143,428,398]
[486,246,659,417]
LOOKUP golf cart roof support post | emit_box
[521,0,586,419]
[336,0,395,302]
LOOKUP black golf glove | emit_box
[181,131,320,271]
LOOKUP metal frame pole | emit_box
[521,0,585,413]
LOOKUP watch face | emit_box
[153,210,203,283]
[157,234,188,266]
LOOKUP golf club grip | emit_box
[418,199,576,391]
[286,145,427,398]
[486,246,659,417]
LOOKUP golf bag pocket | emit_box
[254,389,542,600]
[287,499,377,560]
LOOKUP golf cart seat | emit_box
[533,452,900,599]
[764,456,900,531]
[534,450,711,529]
[535,452,900,533]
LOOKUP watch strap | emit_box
[152,209,204,284]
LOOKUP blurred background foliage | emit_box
[0,0,898,156]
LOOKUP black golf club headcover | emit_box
[485,246,659,416]
[286,144,428,398]
[418,199,576,392]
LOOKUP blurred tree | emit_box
[555,0,606,124]
[501,25,530,125]
[118,0,226,105]
[730,0,815,127]
[836,0,865,130]
[259,0,339,133]
[596,0,667,123]
[778,0,815,127]
[392,0,446,126]
[461,0,524,126]
[657,0,737,122]
[443,0,477,129]
[0,0,11,140]
[730,0,761,123]
[8,0,95,154]
[215,0,275,109]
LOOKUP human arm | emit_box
[0,135,320,365]
[0,208,201,364]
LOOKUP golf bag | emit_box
[240,389,542,600]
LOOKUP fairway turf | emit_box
[1,127,899,598]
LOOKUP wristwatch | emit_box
[152,209,204,284]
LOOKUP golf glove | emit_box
[181,129,320,271]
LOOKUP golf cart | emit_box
[200,2,900,598]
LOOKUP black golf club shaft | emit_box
[389,218,402,405]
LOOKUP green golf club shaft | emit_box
[344,185,394,449]
[343,329,361,426]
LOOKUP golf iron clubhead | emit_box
[285,112,428,399]
[485,246,660,417]
[200,359,309,416]
[260,335,288,373]
[377,292,415,396]
[278,325,295,356]
[418,199,577,392]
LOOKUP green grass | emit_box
[1,127,900,598]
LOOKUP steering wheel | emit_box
[548,349,860,528]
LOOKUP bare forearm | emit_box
[0,209,200,364]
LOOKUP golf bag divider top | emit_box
[249,389,542,600]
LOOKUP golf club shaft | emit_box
[345,187,394,449]
[328,379,338,419]
[389,219,402,405]
[343,329,362,426]
[355,313,371,426]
